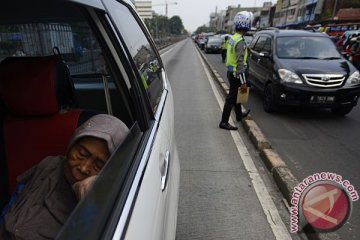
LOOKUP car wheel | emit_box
[331,106,353,116]
[263,83,278,113]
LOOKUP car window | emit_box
[0,1,146,238]
[0,14,136,125]
[252,35,271,54]
[244,36,253,45]
[105,0,164,113]
[248,35,258,49]
[208,38,221,44]
[262,37,272,53]
[276,36,342,59]
[253,36,267,52]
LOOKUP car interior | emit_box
[0,0,173,238]
[0,1,137,212]
[0,55,103,206]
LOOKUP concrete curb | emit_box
[196,45,299,203]
[194,43,338,240]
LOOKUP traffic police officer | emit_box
[219,11,252,131]
[221,35,229,63]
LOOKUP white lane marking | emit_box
[160,47,174,57]
[196,48,292,240]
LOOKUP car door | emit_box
[248,35,267,89]
[249,35,273,90]
[256,36,273,87]
[101,1,179,239]
[46,0,179,239]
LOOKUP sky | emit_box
[152,0,277,32]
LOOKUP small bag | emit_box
[237,87,250,103]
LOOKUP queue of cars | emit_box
[0,0,179,239]
[204,36,223,53]
[194,31,255,54]
[247,29,360,115]
[194,27,360,115]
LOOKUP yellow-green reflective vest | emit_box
[141,74,149,89]
[226,33,248,73]
[221,39,228,50]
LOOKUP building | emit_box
[209,9,227,32]
[135,1,153,20]
[209,0,359,31]
[274,0,300,27]
[335,8,360,22]
[272,0,358,28]
[257,2,274,28]
[223,5,261,32]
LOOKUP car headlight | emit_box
[346,71,360,86]
[278,69,303,84]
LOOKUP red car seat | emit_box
[0,56,97,205]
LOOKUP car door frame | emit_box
[100,0,179,239]
[92,1,178,239]
[57,0,177,239]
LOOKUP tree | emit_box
[144,14,185,38]
[169,16,184,35]
[195,25,216,34]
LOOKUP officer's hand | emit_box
[240,84,247,93]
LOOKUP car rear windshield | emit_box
[276,36,341,59]
[208,38,222,44]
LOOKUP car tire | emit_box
[331,106,353,116]
[263,83,278,113]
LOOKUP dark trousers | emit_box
[221,71,242,123]
[221,49,226,62]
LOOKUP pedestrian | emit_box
[350,36,360,70]
[346,34,359,61]
[343,34,355,53]
[221,35,229,63]
[336,34,346,52]
[0,114,129,240]
[219,11,252,131]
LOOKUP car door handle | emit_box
[161,151,170,191]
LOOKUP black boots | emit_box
[236,109,251,122]
[219,122,238,131]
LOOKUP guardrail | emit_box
[155,35,187,50]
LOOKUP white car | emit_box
[0,0,180,239]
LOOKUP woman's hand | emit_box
[72,175,98,200]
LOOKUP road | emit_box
[203,42,360,239]
[159,39,302,239]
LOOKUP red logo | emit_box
[301,183,351,231]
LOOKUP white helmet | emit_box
[233,11,253,31]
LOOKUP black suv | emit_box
[248,29,360,115]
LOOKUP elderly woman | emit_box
[0,114,129,240]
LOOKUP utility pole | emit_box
[332,0,339,20]
[153,1,177,17]
[166,0,168,17]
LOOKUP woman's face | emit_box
[64,136,110,185]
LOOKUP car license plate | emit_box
[310,96,335,103]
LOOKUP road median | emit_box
[195,43,340,240]
[196,44,299,201]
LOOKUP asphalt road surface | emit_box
[203,43,360,240]
[159,39,302,240]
